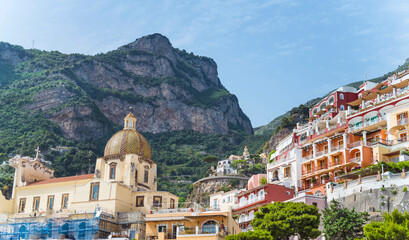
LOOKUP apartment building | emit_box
[267,68,409,198]
[232,174,294,232]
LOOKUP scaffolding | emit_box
[0,212,101,240]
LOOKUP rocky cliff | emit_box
[0,34,252,141]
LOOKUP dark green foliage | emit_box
[363,209,409,240]
[0,164,14,199]
[230,202,321,240]
[226,229,274,240]
[255,101,320,136]
[231,159,266,177]
[322,200,369,240]
[203,155,218,163]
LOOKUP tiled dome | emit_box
[104,113,151,159]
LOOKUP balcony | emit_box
[349,141,364,148]
[302,155,313,162]
[316,164,328,171]
[350,157,361,164]
[238,214,255,223]
[331,145,343,152]
[316,149,328,157]
[302,169,313,175]
[328,160,341,168]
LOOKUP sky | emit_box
[1,0,409,128]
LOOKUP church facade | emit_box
[0,113,178,239]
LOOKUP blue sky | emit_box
[1,0,409,128]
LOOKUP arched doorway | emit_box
[78,222,86,239]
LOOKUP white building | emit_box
[216,159,237,175]
[209,189,241,211]
[267,133,302,190]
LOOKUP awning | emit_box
[374,82,387,91]
[325,104,334,109]
[347,98,362,107]
[378,86,393,95]
[362,92,377,101]
[317,110,326,115]
[145,216,187,222]
[383,150,400,157]
[392,79,409,89]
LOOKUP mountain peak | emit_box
[119,33,174,59]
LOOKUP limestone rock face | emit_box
[0,34,253,141]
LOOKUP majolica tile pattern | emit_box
[104,129,152,159]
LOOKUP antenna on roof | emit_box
[32,39,35,49]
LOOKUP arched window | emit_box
[340,93,344,100]
[202,220,218,233]
[19,225,28,239]
[328,96,335,104]
[340,105,345,110]
[258,190,265,200]
[61,223,69,236]
[273,171,278,181]
[249,210,255,220]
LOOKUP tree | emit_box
[322,200,369,240]
[260,177,267,185]
[363,209,409,240]
[227,202,321,240]
[226,229,274,240]
[203,155,218,164]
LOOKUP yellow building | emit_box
[144,207,240,240]
[0,113,178,239]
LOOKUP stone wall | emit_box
[328,171,409,214]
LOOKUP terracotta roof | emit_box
[28,174,94,186]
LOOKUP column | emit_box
[327,138,332,153]
[216,224,219,234]
[307,127,310,137]
[362,131,367,146]
[326,120,330,130]
[343,133,347,149]
[337,115,341,125]
[196,226,199,234]
[313,143,317,158]
[393,87,397,97]
[177,226,180,237]
[315,125,319,134]
[377,94,380,103]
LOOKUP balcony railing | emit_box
[316,164,328,171]
[328,160,341,168]
[302,155,313,162]
[316,149,328,157]
[349,157,361,164]
[331,145,343,152]
[302,169,313,175]
[349,141,364,148]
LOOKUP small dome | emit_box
[104,113,152,159]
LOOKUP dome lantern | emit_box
[104,112,152,159]
[124,112,137,130]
